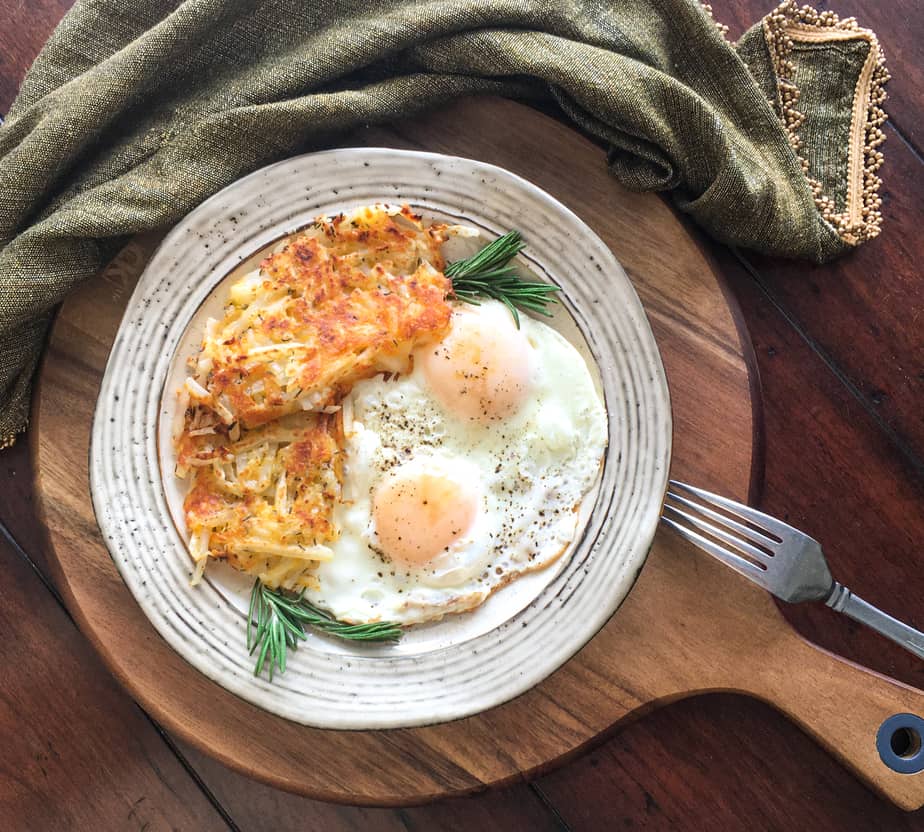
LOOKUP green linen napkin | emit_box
[0,0,889,447]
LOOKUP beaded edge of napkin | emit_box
[0,1,893,449]
[763,1,890,247]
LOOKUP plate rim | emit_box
[89,146,673,728]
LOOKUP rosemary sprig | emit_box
[445,231,560,327]
[247,579,402,680]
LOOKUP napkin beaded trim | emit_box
[698,4,730,40]
[763,1,890,246]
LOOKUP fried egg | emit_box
[304,299,608,625]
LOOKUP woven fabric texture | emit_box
[0,0,889,444]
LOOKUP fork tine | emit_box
[665,492,780,550]
[668,480,798,542]
[661,517,769,585]
[662,503,773,564]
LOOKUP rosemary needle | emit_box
[445,231,560,327]
[247,579,402,680]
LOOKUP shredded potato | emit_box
[187,203,453,429]
[176,204,457,590]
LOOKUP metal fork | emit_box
[662,480,924,661]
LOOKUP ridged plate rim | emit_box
[89,148,671,729]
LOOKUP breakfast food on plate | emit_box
[174,203,607,634]
[179,205,454,431]
[319,298,607,625]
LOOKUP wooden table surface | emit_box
[1,2,922,830]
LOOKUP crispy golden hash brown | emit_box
[184,203,454,429]
[181,414,341,589]
[175,204,458,589]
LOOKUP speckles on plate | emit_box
[89,148,670,730]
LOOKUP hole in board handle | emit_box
[877,714,924,774]
[891,727,922,759]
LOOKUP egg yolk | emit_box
[419,305,533,421]
[373,470,478,567]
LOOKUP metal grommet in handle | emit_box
[877,713,924,774]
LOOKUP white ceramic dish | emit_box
[90,148,671,729]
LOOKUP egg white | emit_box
[303,300,608,625]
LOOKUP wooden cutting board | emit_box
[31,98,924,810]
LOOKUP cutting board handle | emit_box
[747,633,924,811]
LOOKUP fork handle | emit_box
[826,583,924,661]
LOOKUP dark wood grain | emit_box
[529,237,924,827]
[0,0,74,113]
[720,1,924,474]
[537,694,922,832]
[708,0,924,687]
[721,0,923,152]
[0,533,226,832]
[0,0,923,829]
[721,245,924,691]
[740,131,924,469]
[1,428,42,558]
[179,742,565,832]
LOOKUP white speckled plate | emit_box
[90,148,671,729]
